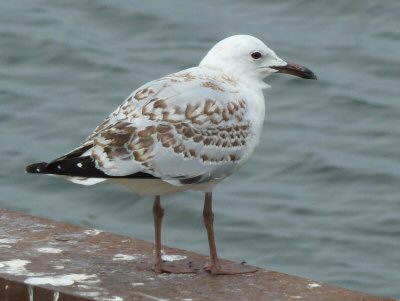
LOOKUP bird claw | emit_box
[204,261,258,275]
[153,261,199,274]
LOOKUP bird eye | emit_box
[251,52,262,59]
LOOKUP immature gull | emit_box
[26,35,316,275]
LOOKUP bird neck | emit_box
[199,63,268,90]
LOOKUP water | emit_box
[1,0,399,298]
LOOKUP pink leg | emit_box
[152,195,197,274]
[203,192,258,275]
[153,195,164,272]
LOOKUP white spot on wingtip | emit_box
[77,163,83,168]
[57,165,62,170]
[307,282,321,289]
[37,247,63,254]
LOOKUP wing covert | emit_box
[69,67,258,184]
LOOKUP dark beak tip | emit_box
[296,66,317,80]
[272,62,317,80]
[307,72,318,80]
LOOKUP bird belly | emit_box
[108,178,221,196]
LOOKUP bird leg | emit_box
[153,195,164,272]
[152,195,197,274]
[203,192,258,275]
[203,192,218,271]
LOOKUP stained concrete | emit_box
[0,209,395,301]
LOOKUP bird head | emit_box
[199,35,316,88]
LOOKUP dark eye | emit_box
[251,51,262,59]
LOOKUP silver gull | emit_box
[26,35,316,274]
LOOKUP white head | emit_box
[199,35,316,87]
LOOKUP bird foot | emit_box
[204,262,258,275]
[153,261,198,274]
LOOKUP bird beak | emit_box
[271,61,317,80]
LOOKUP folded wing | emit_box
[27,68,255,186]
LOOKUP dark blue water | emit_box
[1,0,399,298]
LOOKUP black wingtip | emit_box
[25,157,158,179]
[25,162,48,174]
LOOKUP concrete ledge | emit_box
[0,208,394,301]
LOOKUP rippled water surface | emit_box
[1,0,399,298]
